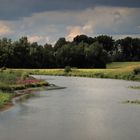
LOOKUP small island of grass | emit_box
[123,100,140,105]
[129,86,140,89]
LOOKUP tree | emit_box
[12,37,31,68]
[0,38,13,67]
[96,35,114,53]
[85,42,108,68]
[42,43,55,68]
[73,34,95,44]
[54,38,67,51]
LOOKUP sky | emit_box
[0,0,140,45]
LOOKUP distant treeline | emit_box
[0,35,140,68]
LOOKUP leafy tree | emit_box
[0,38,13,67]
[85,42,108,68]
[73,34,95,44]
[12,37,31,68]
[96,35,114,53]
[54,37,67,51]
[0,35,139,68]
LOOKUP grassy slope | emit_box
[10,62,140,81]
[0,70,48,108]
[107,62,140,69]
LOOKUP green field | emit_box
[107,62,140,69]
[7,62,140,81]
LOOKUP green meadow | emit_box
[11,62,140,81]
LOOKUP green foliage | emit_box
[107,62,140,69]
[94,72,105,78]
[0,35,140,68]
[54,38,67,51]
[129,86,140,89]
[0,92,12,107]
[64,66,72,73]
[133,67,140,75]
[95,35,114,52]
[0,70,48,92]
[20,72,29,80]
[124,100,140,104]
[0,71,19,85]
[1,66,7,71]
[23,62,140,81]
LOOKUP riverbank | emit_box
[11,62,140,81]
[0,70,49,111]
[1,62,140,111]
[0,82,66,112]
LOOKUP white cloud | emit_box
[0,22,13,36]
[66,24,94,41]
[113,34,140,40]
[28,35,49,44]
[66,26,83,41]
[0,6,139,44]
[66,7,140,40]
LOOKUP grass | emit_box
[10,62,140,81]
[107,62,140,69]
[123,100,140,104]
[0,69,49,109]
[0,92,12,107]
[129,86,140,89]
[0,70,49,92]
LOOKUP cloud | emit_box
[28,35,49,44]
[66,7,140,40]
[66,26,83,41]
[0,22,13,36]
[113,34,140,40]
[66,24,94,41]
[0,6,139,44]
[0,0,140,20]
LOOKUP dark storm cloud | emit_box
[0,0,140,20]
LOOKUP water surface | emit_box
[0,76,140,140]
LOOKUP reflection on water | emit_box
[0,76,140,140]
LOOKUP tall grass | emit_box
[0,92,12,107]
[13,62,140,81]
[107,62,140,69]
[0,70,21,84]
[0,69,48,92]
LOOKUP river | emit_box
[0,76,140,140]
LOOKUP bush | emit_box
[20,72,29,80]
[1,66,7,71]
[133,67,140,75]
[94,72,104,78]
[64,66,72,73]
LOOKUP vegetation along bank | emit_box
[0,70,48,111]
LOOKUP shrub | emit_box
[20,72,29,80]
[0,92,12,107]
[64,66,72,73]
[0,84,13,92]
[94,72,104,78]
[1,66,7,71]
[133,67,140,75]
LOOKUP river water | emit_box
[0,76,140,140]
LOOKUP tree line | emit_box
[0,35,140,68]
